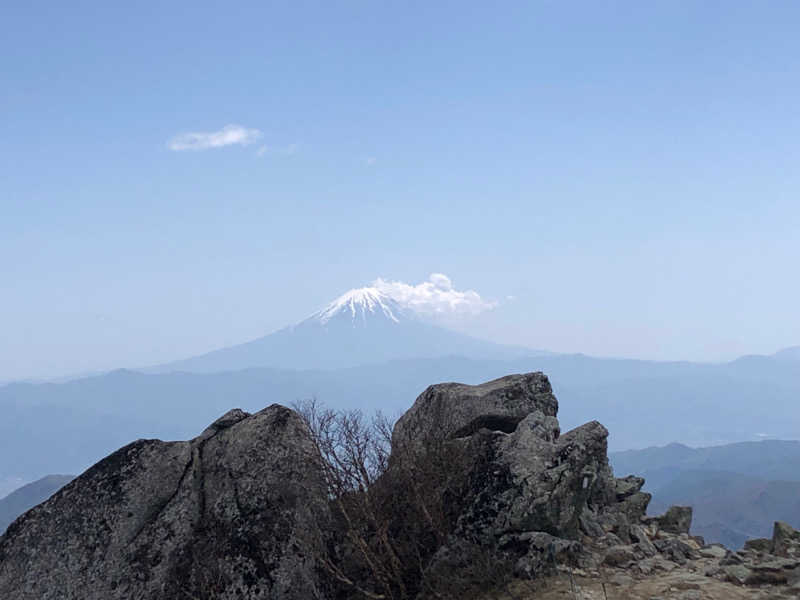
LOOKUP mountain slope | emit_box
[648,471,800,548]
[773,346,800,361]
[148,287,540,374]
[0,474,74,534]
[610,439,800,490]
[610,441,800,547]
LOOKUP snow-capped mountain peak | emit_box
[312,287,405,325]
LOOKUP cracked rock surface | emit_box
[392,373,655,578]
[0,405,330,600]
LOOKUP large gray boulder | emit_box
[392,372,559,450]
[0,405,331,600]
[391,372,656,579]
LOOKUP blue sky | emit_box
[2,2,800,379]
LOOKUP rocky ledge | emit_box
[504,519,800,600]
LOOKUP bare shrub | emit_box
[293,398,535,600]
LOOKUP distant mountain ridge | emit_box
[148,286,545,374]
[773,345,800,361]
[610,440,800,548]
[4,352,800,486]
[610,440,800,490]
[0,475,74,534]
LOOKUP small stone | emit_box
[744,537,773,553]
[724,564,752,585]
[603,545,637,567]
[699,544,728,559]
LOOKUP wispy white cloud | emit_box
[363,156,377,166]
[373,273,496,317]
[168,124,262,151]
[257,143,299,157]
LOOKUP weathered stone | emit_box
[639,556,678,573]
[645,505,693,535]
[392,372,559,451]
[617,491,652,524]
[681,535,700,551]
[699,544,728,559]
[631,524,657,557]
[614,475,645,500]
[745,565,789,586]
[603,544,637,566]
[508,531,584,578]
[500,419,614,538]
[772,521,800,558]
[391,373,633,551]
[720,551,743,565]
[596,510,632,543]
[390,372,666,589]
[654,538,699,565]
[579,513,606,538]
[744,537,772,553]
[724,564,752,585]
[0,405,331,600]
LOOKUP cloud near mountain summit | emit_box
[372,274,496,317]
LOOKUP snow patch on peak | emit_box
[313,287,403,325]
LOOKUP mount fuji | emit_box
[150,287,542,374]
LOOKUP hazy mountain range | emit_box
[610,440,800,548]
[2,285,799,504]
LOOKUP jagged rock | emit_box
[0,405,330,600]
[603,544,637,566]
[644,505,693,535]
[392,372,559,450]
[723,564,752,585]
[506,531,584,577]
[679,533,701,550]
[639,556,678,573]
[630,524,657,557]
[615,489,652,524]
[392,374,636,547]
[389,372,657,587]
[772,521,800,558]
[699,544,728,559]
[743,537,772,553]
[579,512,606,538]
[614,475,645,500]
[653,538,699,565]
[746,561,793,585]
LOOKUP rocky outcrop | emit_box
[392,373,559,450]
[390,373,660,582]
[0,405,330,600]
[2,371,798,599]
[388,373,800,598]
